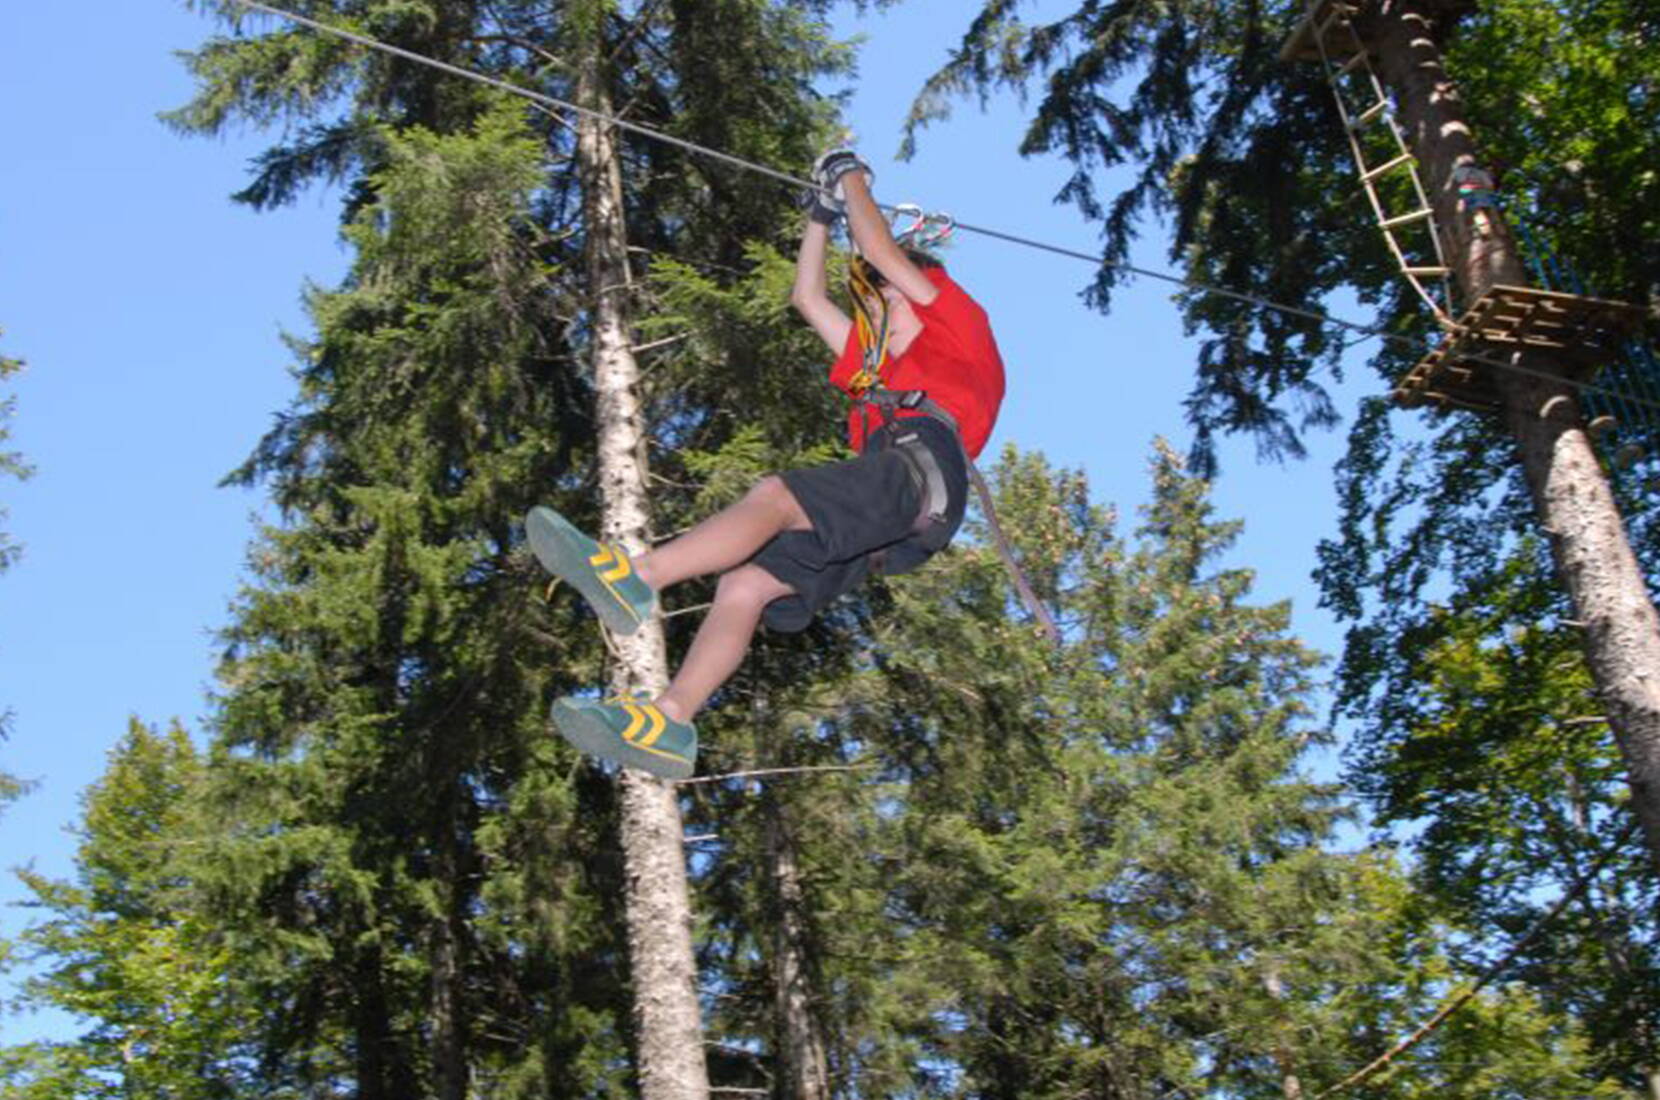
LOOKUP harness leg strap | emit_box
[893,432,949,528]
[859,389,1063,646]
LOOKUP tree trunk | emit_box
[352,944,396,1100]
[574,10,709,1100]
[1263,966,1303,1100]
[431,822,468,1100]
[767,800,831,1100]
[1368,0,1660,876]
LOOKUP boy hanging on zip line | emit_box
[525,149,1007,779]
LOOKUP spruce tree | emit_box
[906,0,1660,874]
[859,442,1623,1099]
[166,1,854,1093]
[1346,543,1660,1094]
[2,721,258,1099]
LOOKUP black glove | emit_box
[800,185,844,226]
[813,149,873,201]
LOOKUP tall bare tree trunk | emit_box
[766,799,831,1100]
[574,9,709,1098]
[432,820,468,1100]
[1367,0,1660,876]
[1263,966,1304,1100]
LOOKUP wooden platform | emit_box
[1394,285,1646,412]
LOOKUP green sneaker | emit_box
[525,506,656,635]
[551,696,697,780]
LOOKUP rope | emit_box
[1311,818,1640,1098]
[967,464,1064,644]
[222,0,1659,418]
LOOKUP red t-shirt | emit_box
[829,266,1005,459]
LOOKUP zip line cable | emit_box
[223,0,1659,418]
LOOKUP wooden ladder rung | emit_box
[1350,100,1389,130]
[1362,152,1415,183]
[1337,51,1370,75]
[1403,265,1450,276]
[1379,207,1434,230]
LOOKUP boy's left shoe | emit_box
[551,696,697,781]
[525,506,656,636]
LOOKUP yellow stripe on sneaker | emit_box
[600,554,632,584]
[636,705,667,747]
[621,703,648,743]
[632,740,692,767]
[586,544,633,583]
[616,703,684,768]
[585,544,644,626]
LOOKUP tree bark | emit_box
[1367,0,1660,876]
[351,943,398,1100]
[766,800,831,1100]
[431,822,469,1100]
[1263,966,1304,1100]
[574,9,710,1099]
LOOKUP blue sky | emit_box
[1,0,1379,1043]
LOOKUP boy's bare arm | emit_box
[790,219,852,354]
[841,172,939,306]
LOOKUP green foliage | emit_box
[3,721,260,1099]
[12,2,1639,1095]
[0,327,32,578]
[1448,0,1660,307]
[912,3,1660,1087]
[0,327,34,811]
[86,2,860,1094]
[841,442,1614,1098]
[1338,537,1660,1090]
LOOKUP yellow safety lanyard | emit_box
[848,253,893,395]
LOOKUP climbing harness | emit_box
[846,209,1063,645]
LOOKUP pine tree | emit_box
[2,721,259,1099]
[165,1,854,1093]
[907,0,1660,875]
[796,440,1616,1099]
[1345,544,1660,1095]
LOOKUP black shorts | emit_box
[752,416,970,633]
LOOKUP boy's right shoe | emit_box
[525,506,657,635]
[551,696,698,780]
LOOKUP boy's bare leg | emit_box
[655,564,794,723]
[635,475,810,591]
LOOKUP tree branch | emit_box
[677,763,877,786]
